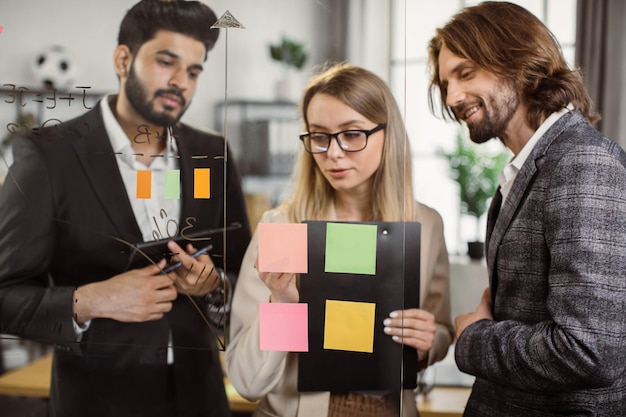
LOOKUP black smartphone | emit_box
[126,223,242,269]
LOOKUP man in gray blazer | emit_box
[0,1,250,416]
[427,2,626,416]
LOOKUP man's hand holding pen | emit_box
[165,241,221,297]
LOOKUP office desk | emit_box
[0,354,468,416]
[0,354,257,412]
[0,355,50,398]
[417,387,470,417]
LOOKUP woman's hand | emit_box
[255,256,299,303]
[383,308,436,361]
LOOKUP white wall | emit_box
[0,0,339,134]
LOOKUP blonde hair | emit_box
[279,63,416,223]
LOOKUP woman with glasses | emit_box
[226,63,454,417]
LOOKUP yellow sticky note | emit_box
[323,300,375,353]
[194,168,210,199]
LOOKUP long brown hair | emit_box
[427,1,599,128]
[279,63,416,223]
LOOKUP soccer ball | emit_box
[31,45,76,90]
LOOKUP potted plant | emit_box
[269,36,308,101]
[442,129,510,259]
[2,112,37,148]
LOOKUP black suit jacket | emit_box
[0,103,251,417]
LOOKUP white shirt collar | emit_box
[100,95,178,167]
[498,104,573,200]
[510,104,573,173]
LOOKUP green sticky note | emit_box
[164,169,180,199]
[325,223,377,275]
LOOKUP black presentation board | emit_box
[297,221,421,392]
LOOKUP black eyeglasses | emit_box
[299,123,386,154]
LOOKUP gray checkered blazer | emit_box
[456,110,626,416]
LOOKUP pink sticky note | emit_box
[257,223,308,273]
[0,26,3,34]
[259,303,308,352]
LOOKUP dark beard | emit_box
[124,62,188,127]
[467,83,519,144]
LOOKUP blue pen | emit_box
[162,244,213,274]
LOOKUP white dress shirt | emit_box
[498,105,574,203]
[102,95,181,241]
[74,96,181,362]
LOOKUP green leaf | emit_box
[441,130,510,219]
[268,37,308,70]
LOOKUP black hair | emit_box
[118,0,219,60]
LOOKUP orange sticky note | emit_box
[323,300,375,353]
[259,303,308,352]
[136,170,152,199]
[257,223,308,273]
[194,168,210,199]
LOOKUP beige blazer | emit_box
[226,203,454,417]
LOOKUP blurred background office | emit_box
[1,0,625,409]
[4,0,623,256]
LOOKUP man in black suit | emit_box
[0,1,251,416]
